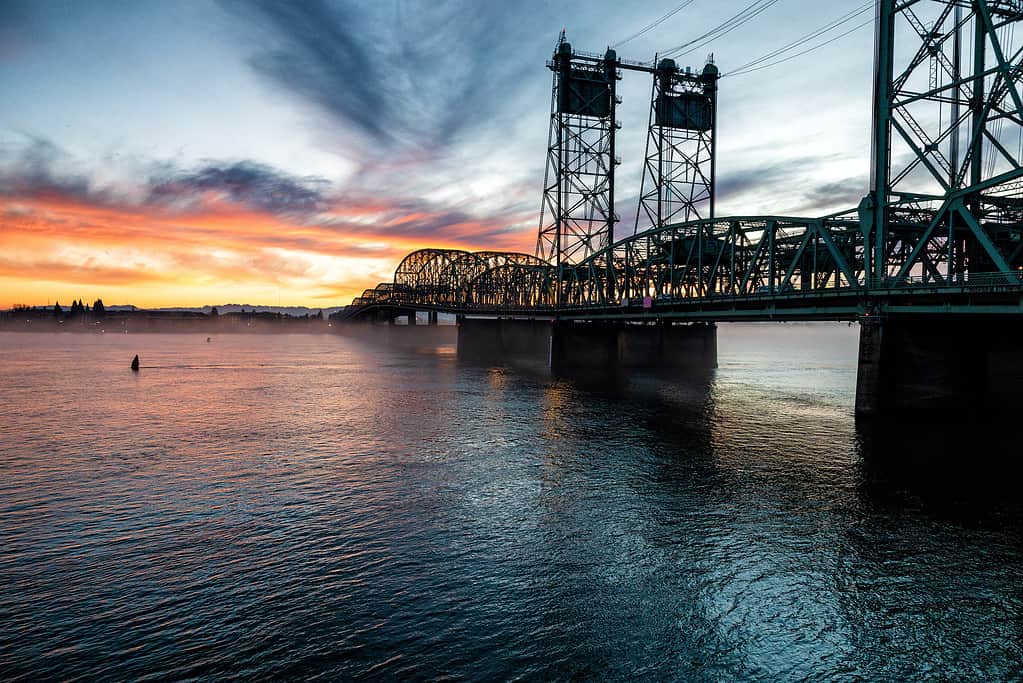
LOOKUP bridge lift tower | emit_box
[537,33,720,304]
[635,56,719,232]
[536,33,621,275]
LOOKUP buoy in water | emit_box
[131,354,140,371]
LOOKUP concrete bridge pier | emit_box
[456,317,717,373]
[551,321,717,373]
[455,316,553,368]
[855,315,1023,418]
[616,322,718,371]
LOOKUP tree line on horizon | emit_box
[6,301,327,321]
[44,299,106,317]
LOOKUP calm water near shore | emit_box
[2,326,1021,680]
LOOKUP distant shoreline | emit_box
[0,310,331,334]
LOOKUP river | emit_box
[1,326,1021,680]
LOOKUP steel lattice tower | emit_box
[536,34,621,281]
[867,0,1023,286]
[635,57,719,234]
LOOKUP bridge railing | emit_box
[875,271,1023,291]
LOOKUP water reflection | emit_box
[856,417,1023,520]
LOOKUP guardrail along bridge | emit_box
[334,1,1023,417]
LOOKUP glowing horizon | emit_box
[0,167,538,310]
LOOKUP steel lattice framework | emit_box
[336,4,1023,324]
[536,34,621,276]
[385,248,549,309]
[867,0,1023,286]
[566,212,865,306]
[635,57,719,234]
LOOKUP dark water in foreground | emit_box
[1,326,1021,681]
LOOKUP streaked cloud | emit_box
[221,0,545,150]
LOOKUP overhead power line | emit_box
[659,0,784,59]
[725,14,875,77]
[723,1,875,76]
[612,0,698,49]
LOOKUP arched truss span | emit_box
[388,249,549,308]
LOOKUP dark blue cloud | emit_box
[220,0,548,149]
[224,0,390,141]
[801,177,867,211]
[0,137,104,202]
[1,137,533,248]
[148,161,330,214]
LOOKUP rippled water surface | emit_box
[2,326,1022,680]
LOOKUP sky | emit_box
[0,0,879,309]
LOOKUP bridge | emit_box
[333,1,1023,418]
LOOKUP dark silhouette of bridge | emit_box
[335,1,1023,417]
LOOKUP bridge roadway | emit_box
[346,278,1023,322]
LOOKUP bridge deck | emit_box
[341,280,1023,324]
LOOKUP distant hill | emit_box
[122,304,343,317]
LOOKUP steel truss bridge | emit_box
[336,1,1023,324]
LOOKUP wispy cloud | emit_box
[800,177,868,213]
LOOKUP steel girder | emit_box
[558,214,866,306]
[869,0,1023,286]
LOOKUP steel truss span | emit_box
[337,2,1023,323]
[337,207,1023,321]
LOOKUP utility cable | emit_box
[724,14,874,77]
[612,0,698,49]
[723,1,874,75]
[659,0,784,59]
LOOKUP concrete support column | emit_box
[550,321,619,373]
[854,317,886,417]
[616,322,717,370]
[855,315,1023,418]
[456,317,507,363]
[456,318,719,375]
